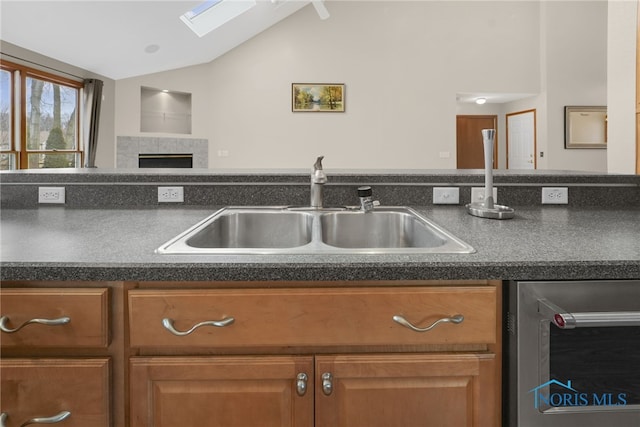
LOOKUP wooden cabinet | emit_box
[0,287,113,427]
[128,287,496,350]
[130,356,314,427]
[0,288,110,348]
[128,282,500,427]
[1,281,500,426]
[1,358,111,427]
[315,353,497,427]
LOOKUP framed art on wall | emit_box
[564,106,607,149]
[292,83,345,112]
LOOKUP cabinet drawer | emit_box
[129,286,496,349]
[0,358,111,427]
[0,288,110,348]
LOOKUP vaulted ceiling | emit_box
[0,0,314,80]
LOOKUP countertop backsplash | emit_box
[1,169,638,209]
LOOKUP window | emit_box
[1,60,83,170]
[0,67,15,169]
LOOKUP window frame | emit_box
[0,64,17,169]
[1,60,84,170]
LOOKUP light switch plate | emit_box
[433,187,459,204]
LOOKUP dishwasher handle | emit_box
[538,298,640,329]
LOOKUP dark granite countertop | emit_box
[1,205,638,282]
[2,168,639,184]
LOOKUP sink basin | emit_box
[321,210,447,249]
[186,210,313,249]
[156,206,474,254]
[156,208,314,254]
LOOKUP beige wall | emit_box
[607,0,638,174]
[116,1,543,170]
[114,1,622,172]
[3,1,619,172]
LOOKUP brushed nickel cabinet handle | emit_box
[20,411,71,427]
[0,316,71,334]
[392,314,464,332]
[161,317,235,336]
[322,372,333,396]
[296,373,308,396]
[0,411,71,427]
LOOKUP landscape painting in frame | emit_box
[292,83,345,112]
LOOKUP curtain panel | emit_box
[83,79,103,167]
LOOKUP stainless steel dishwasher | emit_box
[504,280,640,427]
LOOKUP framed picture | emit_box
[564,106,607,149]
[292,83,345,112]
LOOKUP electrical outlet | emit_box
[38,187,65,204]
[158,186,184,203]
[471,187,498,204]
[541,187,568,204]
[433,187,459,204]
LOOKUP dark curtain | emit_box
[83,79,103,167]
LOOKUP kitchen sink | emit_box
[185,210,313,249]
[320,210,447,249]
[156,206,475,254]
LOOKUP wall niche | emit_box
[140,86,192,134]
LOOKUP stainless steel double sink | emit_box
[156,206,475,255]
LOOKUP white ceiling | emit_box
[0,0,312,80]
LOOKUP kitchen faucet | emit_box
[310,155,327,208]
[465,129,514,219]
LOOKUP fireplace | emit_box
[138,153,193,168]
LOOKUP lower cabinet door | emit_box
[130,355,314,427]
[315,353,497,427]
[0,358,111,427]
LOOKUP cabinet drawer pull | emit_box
[392,314,464,332]
[296,373,308,396]
[0,411,71,427]
[162,317,235,336]
[322,372,333,396]
[0,316,70,334]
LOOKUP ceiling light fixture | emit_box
[475,97,487,105]
[180,0,257,38]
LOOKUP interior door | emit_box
[456,115,498,169]
[506,110,536,169]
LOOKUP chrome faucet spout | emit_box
[311,155,327,208]
[465,129,515,220]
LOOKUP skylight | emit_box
[180,0,257,38]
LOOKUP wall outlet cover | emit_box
[471,187,498,204]
[433,187,460,204]
[541,187,569,204]
[158,186,184,203]
[38,187,65,204]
